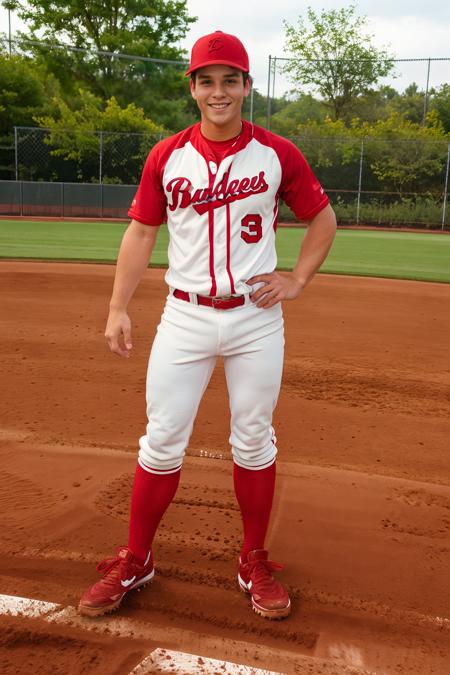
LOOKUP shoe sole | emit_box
[78,569,155,618]
[238,577,291,620]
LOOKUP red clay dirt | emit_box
[0,261,449,675]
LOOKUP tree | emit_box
[431,84,450,133]
[362,111,448,194]
[290,111,448,195]
[35,90,165,182]
[345,85,397,124]
[0,52,59,134]
[283,5,394,120]
[389,83,425,125]
[268,94,327,136]
[9,0,196,125]
[0,50,60,179]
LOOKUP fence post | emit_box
[266,55,272,130]
[99,131,104,218]
[99,131,103,184]
[356,140,364,225]
[442,142,450,231]
[422,59,431,125]
[14,126,18,181]
[8,8,12,55]
[272,57,277,101]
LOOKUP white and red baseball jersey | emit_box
[128,120,329,297]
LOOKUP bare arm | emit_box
[106,219,160,357]
[247,203,337,309]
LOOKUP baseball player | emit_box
[78,30,336,620]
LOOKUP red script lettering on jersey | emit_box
[166,171,269,215]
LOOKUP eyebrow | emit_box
[197,71,240,80]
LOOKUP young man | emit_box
[78,31,336,620]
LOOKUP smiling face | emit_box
[190,64,251,141]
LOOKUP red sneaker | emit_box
[238,549,291,619]
[78,546,154,617]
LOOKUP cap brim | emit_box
[185,59,248,76]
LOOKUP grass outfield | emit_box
[0,219,449,283]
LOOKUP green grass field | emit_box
[0,219,449,283]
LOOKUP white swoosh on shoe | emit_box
[121,575,136,588]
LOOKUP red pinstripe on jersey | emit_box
[225,202,235,294]
[208,203,217,296]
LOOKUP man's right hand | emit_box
[105,309,133,358]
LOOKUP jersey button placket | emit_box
[206,154,219,297]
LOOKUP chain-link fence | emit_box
[284,135,450,228]
[265,56,450,129]
[6,127,165,184]
[1,126,449,228]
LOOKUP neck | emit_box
[200,119,243,141]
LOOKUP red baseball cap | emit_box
[185,30,249,75]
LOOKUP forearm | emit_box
[293,204,337,288]
[109,220,160,311]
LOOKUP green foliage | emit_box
[279,192,447,227]
[431,84,450,133]
[283,5,394,120]
[287,112,449,196]
[331,195,446,227]
[0,52,59,134]
[269,94,327,135]
[9,0,196,129]
[360,111,448,193]
[35,90,165,182]
[389,83,425,125]
[246,88,290,127]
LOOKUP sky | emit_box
[1,1,449,96]
[180,0,450,95]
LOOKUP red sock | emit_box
[127,463,180,563]
[233,462,276,562]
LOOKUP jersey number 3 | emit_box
[241,214,262,244]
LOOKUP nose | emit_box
[211,83,226,99]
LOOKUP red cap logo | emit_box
[208,38,224,53]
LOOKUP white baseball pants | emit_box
[138,293,284,474]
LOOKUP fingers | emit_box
[246,273,272,286]
[248,272,279,303]
[106,333,131,358]
[248,272,303,308]
[255,289,283,309]
[249,276,281,303]
[123,328,133,352]
[250,285,270,302]
[250,281,282,308]
[105,314,133,358]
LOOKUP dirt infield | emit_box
[1,261,449,674]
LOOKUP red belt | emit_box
[173,289,245,310]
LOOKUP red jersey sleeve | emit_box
[277,138,329,222]
[128,142,167,226]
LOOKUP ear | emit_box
[190,78,197,100]
[243,77,251,98]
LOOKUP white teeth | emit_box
[210,103,228,109]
